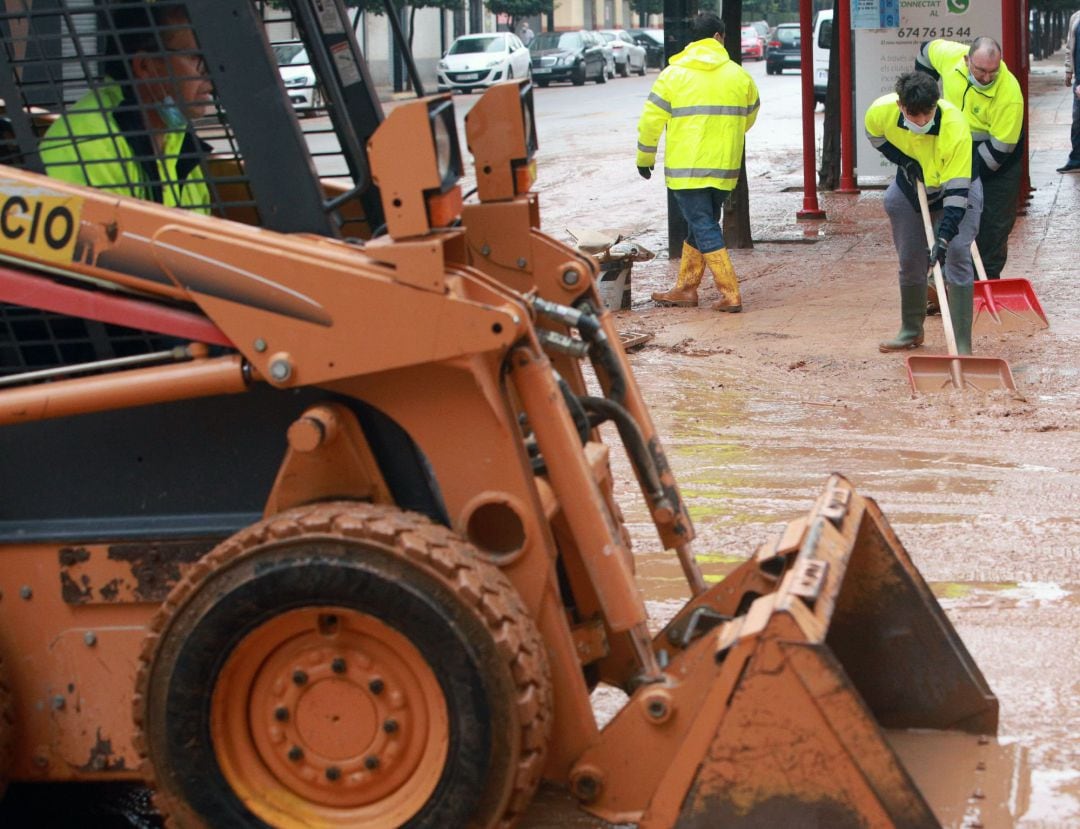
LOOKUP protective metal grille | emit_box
[0,0,373,235]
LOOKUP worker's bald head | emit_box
[968,37,1002,61]
[966,37,1002,87]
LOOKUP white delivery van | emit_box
[813,8,832,104]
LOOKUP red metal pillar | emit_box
[836,0,860,193]
[797,0,825,220]
[1001,0,1033,209]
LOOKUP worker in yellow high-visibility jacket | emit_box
[39,4,213,214]
[865,72,981,355]
[916,37,1023,281]
[636,13,759,312]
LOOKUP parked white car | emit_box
[437,33,531,93]
[598,29,647,76]
[274,43,320,115]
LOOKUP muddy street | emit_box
[520,52,1080,827]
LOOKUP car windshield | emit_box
[448,36,506,55]
[273,44,307,66]
[532,32,582,51]
[600,32,616,42]
[741,27,756,39]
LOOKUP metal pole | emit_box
[797,0,825,219]
[836,0,860,193]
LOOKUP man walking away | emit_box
[916,37,1022,280]
[1058,9,1080,174]
[636,13,759,312]
[519,21,534,48]
[866,72,982,356]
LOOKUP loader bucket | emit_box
[906,353,1016,393]
[641,475,999,828]
[973,277,1049,333]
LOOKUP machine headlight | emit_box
[438,59,448,70]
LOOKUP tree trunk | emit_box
[819,7,841,191]
[720,1,751,249]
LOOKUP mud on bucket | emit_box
[667,474,999,827]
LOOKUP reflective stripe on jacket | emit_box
[40,83,211,214]
[865,93,972,213]
[915,39,1023,176]
[636,38,759,191]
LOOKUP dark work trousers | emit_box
[671,187,729,254]
[1070,86,1080,166]
[974,161,1021,280]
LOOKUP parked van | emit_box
[813,8,832,104]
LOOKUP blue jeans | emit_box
[671,187,729,253]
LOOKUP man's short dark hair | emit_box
[895,71,939,115]
[690,13,725,42]
[100,1,190,83]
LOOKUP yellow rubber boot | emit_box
[704,248,742,312]
[651,241,705,306]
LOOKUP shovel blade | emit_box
[906,353,1016,393]
[973,278,1049,333]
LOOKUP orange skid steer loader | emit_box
[0,1,999,826]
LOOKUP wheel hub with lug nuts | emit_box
[212,607,448,819]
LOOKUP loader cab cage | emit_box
[0,0,385,238]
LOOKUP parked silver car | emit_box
[598,29,647,76]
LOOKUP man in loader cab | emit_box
[916,37,1024,282]
[636,12,759,312]
[39,2,213,213]
[865,71,981,356]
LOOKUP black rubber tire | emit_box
[637,60,647,76]
[618,61,629,77]
[598,65,607,84]
[135,502,552,829]
[572,65,586,86]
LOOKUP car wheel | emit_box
[598,65,607,84]
[618,60,629,78]
[637,58,647,76]
[572,64,586,85]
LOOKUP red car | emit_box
[740,25,764,61]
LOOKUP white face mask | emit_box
[967,72,994,91]
[903,114,934,134]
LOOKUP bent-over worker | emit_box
[865,72,982,355]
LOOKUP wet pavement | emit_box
[521,50,1080,829]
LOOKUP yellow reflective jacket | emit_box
[916,39,1023,176]
[865,93,973,239]
[636,38,759,191]
[40,83,211,214]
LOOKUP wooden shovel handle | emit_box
[969,240,989,282]
[915,180,959,357]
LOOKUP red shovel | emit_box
[970,240,1049,333]
[905,182,1016,393]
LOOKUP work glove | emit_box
[637,165,653,180]
[899,157,922,183]
[929,236,948,268]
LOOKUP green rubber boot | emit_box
[948,282,974,356]
[879,283,928,352]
